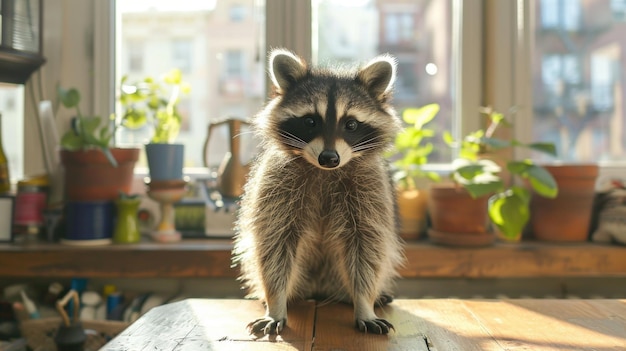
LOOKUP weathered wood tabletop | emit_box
[102,298,626,350]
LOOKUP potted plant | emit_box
[57,86,139,202]
[389,103,440,240]
[429,107,559,245]
[529,163,599,241]
[119,69,190,181]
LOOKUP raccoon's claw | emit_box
[247,317,286,335]
[375,294,394,307]
[356,318,394,334]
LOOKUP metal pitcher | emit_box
[203,117,251,198]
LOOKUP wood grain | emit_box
[312,302,429,351]
[103,299,626,350]
[102,299,315,351]
[1,240,625,279]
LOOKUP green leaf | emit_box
[80,116,102,135]
[527,142,558,157]
[527,165,558,198]
[60,130,84,150]
[489,111,505,124]
[100,147,118,168]
[58,87,81,109]
[481,137,512,150]
[163,68,182,85]
[443,131,455,146]
[462,178,503,198]
[402,103,439,128]
[507,160,532,175]
[511,185,531,204]
[121,108,149,129]
[488,189,530,239]
[455,164,486,180]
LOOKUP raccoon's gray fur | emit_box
[233,49,404,335]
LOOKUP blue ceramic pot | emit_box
[64,201,114,243]
[145,143,184,180]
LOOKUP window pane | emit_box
[118,0,265,168]
[314,0,456,162]
[534,0,626,162]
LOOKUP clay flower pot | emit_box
[529,164,599,242]
[427,184,494,247]
[60,148,140,201]
[397,188,429,240]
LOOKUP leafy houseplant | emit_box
[391,103,441,188]
[119,68,190,144]
[118,69,190,181]
[444,106,559,240]
[57,86,139,202]
[58,86,118,166]
[389,103,440,240]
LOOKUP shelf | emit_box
[0,240,624,279]
[0,49,46,84]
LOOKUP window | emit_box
[126,40,144,72]
[612,0,626,20]
[540,0,581,31]
[118,0,264,168]
[315,0,459,163]
[224,50,244,78]
[534,0,626,162]
[116,0,471,168]
[229,4,247,22]
[171,39,193,74]
[384,12,414,45]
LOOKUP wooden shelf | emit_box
[0,240,624,279]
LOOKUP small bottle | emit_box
[0,113,10,193]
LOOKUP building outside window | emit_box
[171,39,193,74]
[534,0,626,162]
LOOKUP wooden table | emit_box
[102,298,626,350]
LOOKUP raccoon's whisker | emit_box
[352,133,383,148]
[233,130,255,139]
[279,131,307,149]
[352,141,387,153]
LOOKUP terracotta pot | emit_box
[427,184,494,247]
[397,188,428,241]
[530,164,599,242]
[60,148,140,201]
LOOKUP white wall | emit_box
[24,0,100,176]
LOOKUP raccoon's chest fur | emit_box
[237,146,396,299]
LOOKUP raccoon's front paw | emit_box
[247,316,286,335]
[355,318,394,334]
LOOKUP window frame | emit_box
[39,0,484,175]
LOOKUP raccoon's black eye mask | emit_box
[278,114,323,145]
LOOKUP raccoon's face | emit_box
[257,49,401,170]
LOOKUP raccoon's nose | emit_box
[318,150,340,168]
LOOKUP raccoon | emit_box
[233,49,404,335]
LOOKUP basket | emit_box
[19,290,128,351]
[20,318,129,351]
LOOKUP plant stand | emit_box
[145,179,187,243]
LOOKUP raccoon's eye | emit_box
[303,116,316,128]
[345,119,359,131]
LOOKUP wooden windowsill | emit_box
[0,239,624,279]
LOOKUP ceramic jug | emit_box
[113,196,141,244]
[203,118,251,198]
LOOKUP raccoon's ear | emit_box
[269,49,308,93]
[357,54,397,102]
